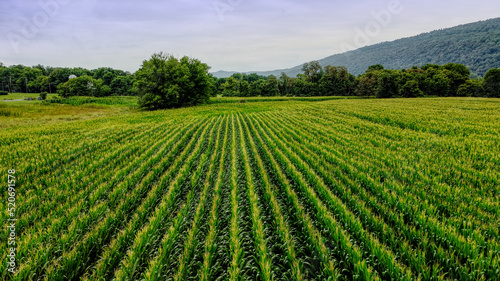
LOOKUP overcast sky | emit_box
[1,0,499,73]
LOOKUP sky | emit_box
[1,0,499,73]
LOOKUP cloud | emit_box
[1,0,499,72]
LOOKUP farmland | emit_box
[1,97,499,280]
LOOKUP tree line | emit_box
[1,55,499,110]
[216,62,500,98]
[0,63,134,96]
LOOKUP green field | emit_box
[1,97,499,280]
[0,96,136,129]
[0,93,58,101]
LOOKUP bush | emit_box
[40,92,48,100]
[0,90,8,95]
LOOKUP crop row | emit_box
[2,99,498,280]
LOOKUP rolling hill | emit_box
[212,17,500,78]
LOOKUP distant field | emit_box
[209,96,360,104]
[1,98,499,280]
[0,96,136,129]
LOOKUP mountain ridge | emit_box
[211,17,500,78]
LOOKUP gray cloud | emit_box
[1,0,499,72]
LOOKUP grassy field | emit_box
[0,93,58,101]
[0,96,137,129]
[1,97,499,280]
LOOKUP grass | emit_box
[0,95,352,129]
[0,95,138,129]
[43,96,139,107]
[0,92,58,100]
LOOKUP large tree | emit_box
[302,61,323,84]
[400,80,424,98]
[320,65,354,96]
[355,71,379,96]
[133,52,213,110]
[484,68,500,97]
[376,70,400,98]
[261,75,280,96]
[279,72,295,96]
[457,79,485,97]
[221,77,239,97]
[110,75,133,96]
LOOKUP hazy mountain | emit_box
[212,17,500,78]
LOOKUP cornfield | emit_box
[1,97,499,280]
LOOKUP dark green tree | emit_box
[457,79,485,97]
[57,75,99,97]
[484,68,500,97]
[302,61,323,84]
[28,75,50,93]
[214,77,226,96]
[442,63,470,95]
[367,64,384,72]
[429,72,451,97]
[279,73,295,96]
[49,67,92,92]
[133,52,213,110]
[110,76,133,95]
[221,77,239,97]
[249,80,263,96]
[239,80,250,97]
[376,70,399,98]
[262,75,280,96]
[293,76,315,97]
[400,80,424,97]
[246,73,265,83]
[32,64,49,76]
[355,71,379,96]
[320,65,353,96]
[93,80,112,97]
[93,67,128,86]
